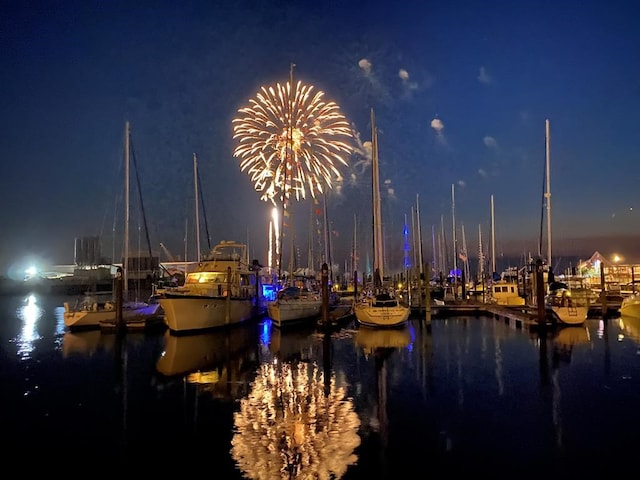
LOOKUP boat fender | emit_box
[105,302,114,311]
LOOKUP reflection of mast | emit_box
[375,351,389,452]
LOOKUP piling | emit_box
[424,262,431,324]
[115,266,124,335]
[535,260,546,325]
[321,263,329,329]
[600,266,608,317]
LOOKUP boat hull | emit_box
[160,295,258,333]
[620,295,640,319]
[548,305,589,325]
[267,298,322,327]
[354,300,410,328]
[63,301,162,330]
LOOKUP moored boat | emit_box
[545,287,589,325]
[353,109,409,329]
[267,285,322,327]
[620,293,640,319]
[158,240,263,333]
[63,292,162,331]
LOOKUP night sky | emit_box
[2,0,639,280]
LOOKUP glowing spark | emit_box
[232,80,353,204]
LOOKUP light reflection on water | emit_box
[15,294,43,359]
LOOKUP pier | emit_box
[415,302,569,330]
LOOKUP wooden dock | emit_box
[412,302,553,330]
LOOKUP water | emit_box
[2,292,640,477]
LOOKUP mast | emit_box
[491,194,496,274]
[194,153,200,262]
[352,213,357,279]
[287,64,295,282]
[461,222,469,284]
[545,119,552,270]
[451,184,457,277]
[478,224,484,284]
[416,194,424,278]
[124,121,130,300]
[371,108,384,284]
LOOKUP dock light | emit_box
[24,266,38,281]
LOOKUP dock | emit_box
[414,302,562,330]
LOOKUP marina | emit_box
[3,291,640,477]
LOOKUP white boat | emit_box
[620,293,640,319]
[64,292,163,331]
[354,109,410,329]
[267,285,322,327]
[545,287,589,325]
[63,122,163,331]
[158,240,262,333]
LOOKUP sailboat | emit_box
[540,119,588,326]
[63,122,163,331]
[354,109,410,328]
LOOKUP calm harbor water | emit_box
[2,292,640,477]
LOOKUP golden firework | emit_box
[232,80,353,204]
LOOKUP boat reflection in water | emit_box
[355,324,413,458]
[62,329,116,358]
[355,324,413,353]
[550,325,590,364]
[156,322,260,399]
[616,314,640,343]
[231,319,361,479]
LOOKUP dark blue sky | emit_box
[2,0,639,278]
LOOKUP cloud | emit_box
[478,66,492,84]
[483,136,498,148]
[398,69,409,81]
[478,168,488,178]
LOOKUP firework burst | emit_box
[232,80,353,204]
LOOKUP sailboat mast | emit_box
[491,194,496,274]
[194,153,201,262]
[416,194,424,278]
[478,223,484,283]
[545,119,552,270]
[371,108,384,282]
[451,184,457,277]
[287,64,295,282]
[352,213,357,278]
[124,121,130,298]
